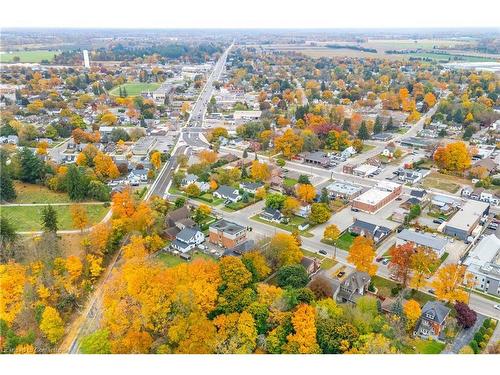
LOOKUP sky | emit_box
[1,0,500,29]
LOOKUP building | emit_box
[239,181,264,194]
[463,234,500,297]
[444,200,490,241]
[233,110,262,121]
[132,136,157,156]
[300,257,321,276]
[326,181,363,200]
[213,185,241,203]
[164,206,195,239]
[396,229,448,257]
[353,164,378,177]
[352,181,402,214]
[300,151,331,167]
[336,271,371,304]
[259,207,284,223]
[171,227,205,253]
[209,219,247,249]
[349,219,391,244]
[415,301,450,340]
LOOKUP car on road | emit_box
[433,218,444,224]
[381,259,390,265]
[488,223,499,230]
[395,197,402,201]
[428,289,435,295]
[319,250,328,255]
[494,304,500,311]
[351,207,360,212]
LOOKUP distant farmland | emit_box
[109,82,161,97]
[0,49,60,63]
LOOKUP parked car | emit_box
[381,259,390,265]
[433,218,444,224]
[494,304,500,311]
[319,249,328,255]
[198,244,207,250]
[351,207,360,212]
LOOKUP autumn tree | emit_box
[0,262,26,324]
[71,205,89,233]
[185,183,201,197]
[308,203,331,225]
[80,329,112,354]
[94,152,120,181]
[388,243,414,287]
[268,233,302,268]
[213,311,257,354]
[431,264,468,303]
[282,196,300,218]
[403,299,421,330]
[284,304,320,354]
[409,246,438,291]
[433,141,471,173]
[241,251,271,282]
[347,236,377,276]
[199,150,218,164]
[323,224,340,244]
[296,184,316,203]
[250,160,270,182]
[150,151,162,170]
[40,306,65,344]
[274,129,303,159]
[424,92,437,108]
[87,223,111,257]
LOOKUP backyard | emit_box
[156,251,216,268]
[0,204,110,231]
[422,172,471,194]
[335,232,357,251]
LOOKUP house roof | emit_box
[446,200,489,232]
[216,185,240,199]
[176,227,201,243]
[209,219,245,235]
[240,181,264,190]
[397,229,448,252]
[421,301,450,324]
[351,219,390,236]
[473,158,497,172]
[300,257,315,269]
[261,207,282,220]
[166,206,190,224]
[410,189,427,198]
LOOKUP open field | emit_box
[0,204,110,231]
[422,172,465,193]
[11,182,73,204]
[405,52,496,63]
[0,50,60,63]
[335,232,356,250]
[109,83,160,97]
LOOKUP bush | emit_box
[473,332,483,343]
[486,327,494,336]
[483,318,492,329]
[469,340,479,354]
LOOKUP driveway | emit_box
[444,314,486,354]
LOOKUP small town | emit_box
[0,3,500,369]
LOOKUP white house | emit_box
[213,185,242,203]
[171,227,205,253]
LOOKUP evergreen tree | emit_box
[373,116,383,134]
[320,188,329,204]
[242,149,248,159]
[119,87,123,97]
[41,205,58,233]
[123,87,128,97]
[66,165,89,201]
[0,216,18,262]
[357,121,370,140]
[386,117,394,131]
[342,118,351,132]
[0,167,16,201]
[19,147,45,183]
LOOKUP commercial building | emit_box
[300,151,330,167]
[209,219,247,249]
[444,200,490,241]
[463,234,500,297]
[326,181,364,200]
[396,229,448,257]
[352,164,378,177]
[352,181,402,213]
[131,136,157,156]
[233,110,262,121]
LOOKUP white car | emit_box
[494,304,500,311]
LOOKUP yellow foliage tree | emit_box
[284,304,320,354]
[251,160,270,182]
[431,264,468,303]
[295,184,316,203]
[40,306,65,344]
[347,236,377,275]
[0,262,26,324]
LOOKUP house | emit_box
[352,164,378,177]
[7,135,19,145]
[398,170,424,184]
[341,146,357,159]
[463,234,500,297]
[392,208,409,223]
[213,185,241,203]
[396,229,448,257]
[372,132,393,142]
[472,158,497,175]
[164,206,195,239]
[410,189,427,200]
[300,151,331,167]
[336,271,371,304]
[181,174,199,187]
[170,227,205,253]
[259,207,284,223]
[300,257,321,276]
[382,142,396,158]
[239,181,264,194]
[209,219,247,249]
[223,239,256,257]
[461,186,473,197]
[297,204,311,219]
[128,169,148,182]
[415,301,451,340]
[349,219,391,244]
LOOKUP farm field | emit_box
[109,82,161,97]
[0,49,60,63]
[0,204,109,231]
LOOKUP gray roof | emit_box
[210,219,245,235]
[397,229,448,252]
[176,227,200,243]
[215,185,240,199]
[240,181,264,190]
[171,239,191,250]
[421,301,450,324]
[261,207,283,220]
[350,219,390,238]
[446,200,489,232]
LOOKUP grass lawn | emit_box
[11,182,73,204]
[251,214,314,237]
[283,178,298,188]
[406,289,436,306]
[372,275,399,294]
[1,50,60,63]
[429,252,449,274]
[336,232,357,251]
[412,339,446,354]
[109,83,161,97]
[362,144,376,152]
[156,251,216,268]
[422,176,460,194]
[0,204,109,232]
[301,249,338,270]
[223,198,261,212]
[406,52,495,63]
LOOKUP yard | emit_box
[223,197,261,212]
[156,251,216,268]
[283,177,298,188]
[0,49,60,63]
[410,339,446,354]
[335,232,357,251]
[422,172,471,194]
[109,82,161,97]
[0,204,110,232]
[11,182,73,204]
[302,249,338,270]
[251,214,314,237]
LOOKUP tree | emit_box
[296,184,316,203]
[433,141,471,173]
[150,151,162,170]
[242,251,271,282]
[0,167,16,201]
[40,306,65,344]
[410,246,438,291]
[0,262,26,324]
[276,264,309,289]
[317,316,359,354]
[66,165,90,201]
[424,92,437,108]
[41,205,58,233]
[308,276,334,300]
[213,311,257,354]
[0,217,18,262]
[388,243,414,287]
[357,121,370,140]
[284,304,320,354]
[265,193,286,210]
[250,160,270,181]
[80,329,112,354]
[308,203,331,225]
[373,116,383,134]
[94,152,120,181]
[431,264,468,303]
[19,147,45,183]
[323,224,340,244]
[282,197,300,217]
[347,236,377,275]
[274,129,303,159]
[455,302,477,329]
[185,183,201,197]
[268,233,302,268]
[71,205,89,233]
[199,150,218,164]
[403,299,421,329]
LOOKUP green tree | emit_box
[65,165,89,201]
[309,203,331,225]
[41,205,58,233]
[373,116,383,134]
[0,216,18,262]
[0,167,17,201]
[80,329,112,354]
[265,193,286,210]
[276,264,309,289]
[357,121,370,140]
[19,147,45,183]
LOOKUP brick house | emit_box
[415,301,450,340]
[209,219,247,249]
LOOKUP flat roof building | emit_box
[463,234,500,296]
[352,182,402,214]
[326,181,364,199]
[396,229,448,257]
[444,200,490,241]
[353,164,378,177]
